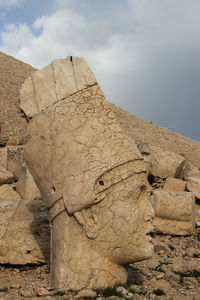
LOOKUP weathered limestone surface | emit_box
[149,146,185,178]
[0,184,21,200]
[20,57,154,290]
[152,190,195,235]
[179,162,200,180]
[0,148,7,169]
[0,166,15,185]
[0,199,49,264]
[163,177,186,192]
[0,146,49,265]
[187,177,200,199]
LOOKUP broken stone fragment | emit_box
[0,199,20,239]
[137,142,150,155]
[0,199,49,265]
[0,148,7,169]
[179,162,200,180]
[163,177,186,192]
[0,184,21,200]
[0,146,48,265]
[7,146,25,180]
[0,166,15,185]
[152,190,195,235]
[150,146,185,178]
[187,177,200,199]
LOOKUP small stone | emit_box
[163,177,186,192]
[75,289,97,299]
[0,166,15,185]
[21,290,35,298]
[137,142,150,155]
[116,286,129,296]
[129,295,145,300]
[156,272,164,279]
[185,247,198,257]
[107,297,125,300]
[11,282,21,289]
[187,177,200,199]
[153,242,169,253]
[153,279,171,293]
[36,287,50,297]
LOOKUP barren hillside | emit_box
[109,102,200,169]
[1,51,200,169]
[0,52,36,140]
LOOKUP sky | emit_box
[0,0,200,141]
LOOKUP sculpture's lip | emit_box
[145,225,154,235]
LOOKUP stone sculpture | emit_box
[20,57,154,290]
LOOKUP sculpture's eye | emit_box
[99,180,104,186]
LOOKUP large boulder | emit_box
[152,190,195,235]
[149,146,185,179]
[0,146,49,265]
[0,199,49,264]
[187,177,200,199]
[163,177,186,192]
[179,162,200,180]
[0,166,15,185]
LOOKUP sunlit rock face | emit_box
[20,57,154,290]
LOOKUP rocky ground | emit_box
[0,229,199,300]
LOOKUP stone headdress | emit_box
[20,57,143,214]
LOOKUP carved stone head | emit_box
[20,57,154,290]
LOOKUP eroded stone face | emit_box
[20,57,154,290]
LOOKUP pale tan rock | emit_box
[11,282,21,289]
[137,142,150,155]
[36,288,50,297]
[15,166,41,201]
[7,146,24,180]
[0,147,48,265]
[187,177,200,199]
[0,199,49,264]
[0,148,7,169]
[179,162,200,180]
[163,177,186,192]
[152,190,195,235]
[75,289,97,299]
[149,146,185,178]
[0,166,15,185]
[20,57,154,290]
[0,184,21,200]
[153,279,171,292]
[0,199,20,239]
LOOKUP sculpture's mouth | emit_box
[145,226,154,241]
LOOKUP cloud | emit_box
[0,0,23,6]
[1,0,200,140]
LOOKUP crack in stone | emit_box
[30,73,40,113]
[32,83,97,118]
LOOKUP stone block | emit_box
[0,166,15,185]
[0,148,7,169]
[0,199,49,265]
[0,184,21,200]
[150,146,185,178]
[137,142,150,155]
[152,190,195,235]
[163,177,186,192]
[7,146,25,179]
[187,177,200,199]
[179,162,200,180]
